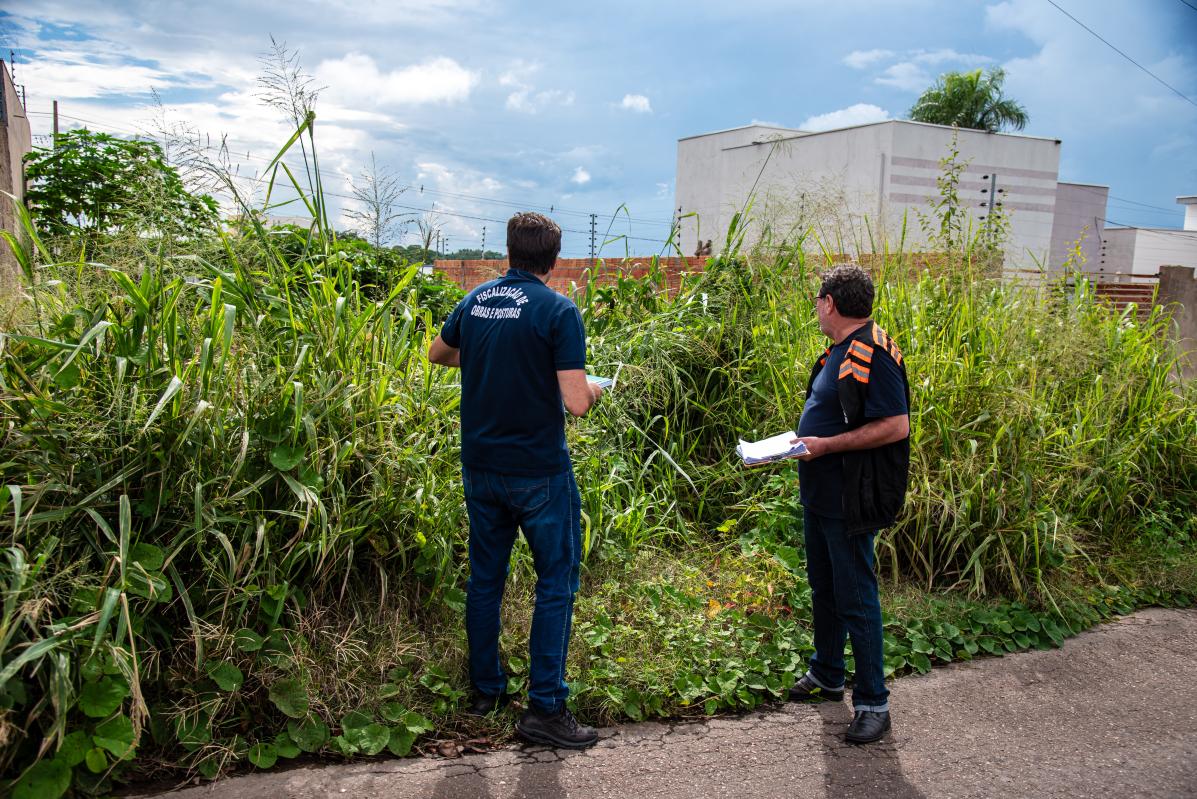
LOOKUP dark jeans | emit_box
[462,465,581,714]
[803,509,889,712]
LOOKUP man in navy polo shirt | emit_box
[428,212,602,749]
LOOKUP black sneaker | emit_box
[466,690,513,717]
[516,705,598,749]
[844,710,891,744]
[787,673,845,703]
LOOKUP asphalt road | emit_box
[140,607,1197,799]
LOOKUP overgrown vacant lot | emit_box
[1,145,1195,797]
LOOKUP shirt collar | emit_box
[505,268,543,283]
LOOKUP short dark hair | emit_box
[818,264,874,318]
[507,212,561,275]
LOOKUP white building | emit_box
[1099,196,1197,283]
[675,120,1111,274]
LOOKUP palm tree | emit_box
[908,68,1029,133]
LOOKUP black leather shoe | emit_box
[516,706,598,749]
[787,674,844,702]
[845,710,891,744]
[466,691,512,717]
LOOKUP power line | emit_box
[1101,217,1197,237]
[1063,183,1182,214]
[1176,0,1197,13]
[30,109,677,228]
[1044,0,1197,109]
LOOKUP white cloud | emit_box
[986,0,1197,130]
[314,53,477,107]
[571,166,591,185]
[845,48,995,92]
[406,161,506,244]
[499,60,539,87]
[506,88,575,114]
[911,48,992,66]
[496,60,575,114]
[620,94,652,113]
[560,144,604,160]
[843,49,894,69]
[416,161,502,195]
[800,103,891,132]
[19,49,212,100]
[875,62,930,91]
[1150,134,1193,161]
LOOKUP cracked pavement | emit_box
[142,608,1197,798]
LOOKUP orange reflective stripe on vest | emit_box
[838,360,870,383]
[849,340,874,363]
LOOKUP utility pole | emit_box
[589,213,597,264]
[481,225,486,255]
[52,100,59,146]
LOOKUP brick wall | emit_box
[434,256,710,297]
[433,254,1161,319]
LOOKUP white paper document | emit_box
[736,431,808,466]
[587,375,614,389]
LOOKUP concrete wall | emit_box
[0,61,32,292]
[674,120,1064,271]
[1050,182,1107,273]
[1178,197,1197,232]
[719,122,895,253]
[1098,228,1140,282]
[1159,264,1197,381]
[675,124,804,254]
[1131,230,1197,276]
[1101,228,1197,283]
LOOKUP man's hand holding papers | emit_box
[736,431,809,467]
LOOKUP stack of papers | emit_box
[736,431,808,466]
[587,375,613,389]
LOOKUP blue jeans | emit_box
[461,465,581,714]
[803,509,889,712]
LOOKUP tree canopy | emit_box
[908,68,1029,133]
[23,129,218,238]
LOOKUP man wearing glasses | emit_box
[789,264,911,744]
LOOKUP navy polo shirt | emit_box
[797,333,908,518]
[439,268,586,476]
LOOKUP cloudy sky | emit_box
[4,0,1196,257]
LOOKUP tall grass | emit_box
[1,121,1194,793]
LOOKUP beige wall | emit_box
[1049,182,1107,274]
[0,61,32,292]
